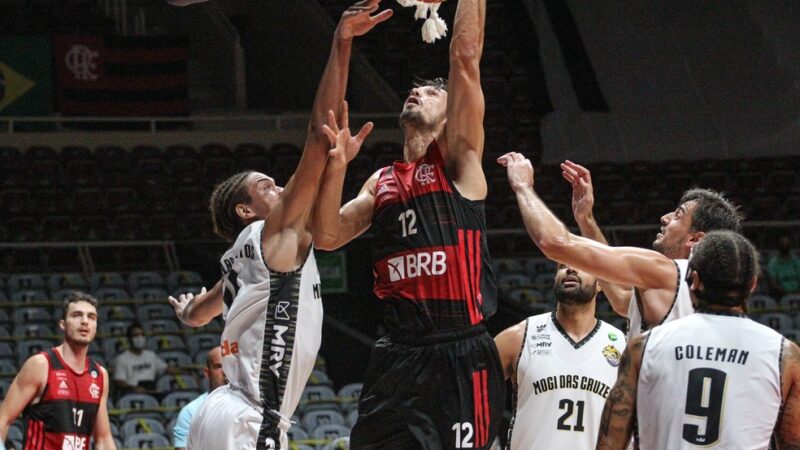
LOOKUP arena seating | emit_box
[1,142,798,251]
[0,270,365,449]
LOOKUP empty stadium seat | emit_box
[336,383,361,413]
[100,320,133,337]
[47,273,89,291]
[146,335,187,353]
[123,432,171,449]
[299,386,338,414]
[322,436,351,450]
[98,304,135,321]
[9,289,48,303]
[156,374,199,392]
[13,324,55,339]
[137,304,175,322]
[162,390,200,413]
[302,409,345,432]
[117,393,161,421]
[132,288,168,302]
[94,287,131,302]
[307,369,333,386]
[186,333,219,356]
[749,295,778,310]
[312,424,350,443]
[780,294,800,309]
[166,271,204,292]
[12,307,51,324]
[17,340,53,366]
[758,313,794,332]
[345,409,358,428]
[128,271,166,292]
[120,417,166,440]
[7,273,45,291]
[159,350,192,368]
[89,272,126,290]
[0,359,17,374]
[287,424,310,443]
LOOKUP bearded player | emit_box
[495,263,625,450]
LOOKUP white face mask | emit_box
[131,335,147,350]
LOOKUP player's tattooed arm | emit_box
[596,334,645,450]
[777,340,800,450]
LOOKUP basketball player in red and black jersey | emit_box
[312,0,503,447]
[0,292,115,450]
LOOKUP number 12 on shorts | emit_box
[452,422,474,448]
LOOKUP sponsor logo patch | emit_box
[602,344,622,367]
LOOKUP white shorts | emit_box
[187,385,288,450]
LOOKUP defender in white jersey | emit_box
[496,263,625,450]
[501,155,742,339]
[597,231,800,450]
[166,3,389,448]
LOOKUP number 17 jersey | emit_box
[508,312,626,450]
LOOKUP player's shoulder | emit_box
[23,352,50,371]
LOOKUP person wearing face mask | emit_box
[112,323,174,395]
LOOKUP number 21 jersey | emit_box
[508,312,626,450]
[637,313,783,449]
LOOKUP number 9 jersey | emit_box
[636,312,783,450]
[507,312,626,450]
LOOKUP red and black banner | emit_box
[53,34,188,116]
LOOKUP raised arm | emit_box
[777,339,800,449]
[266,0,392,234]
[562,161,634,317]
[446,0,487,201]
[499,152,677,291]
[493,320,526,380]
[93,367,117,450]
[168,281,223,327]
[0,355,47,443]
[596,334,645,450]
[312,103,376,251]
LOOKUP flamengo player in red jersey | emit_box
[312,0,503,447]
[0,292,115,450]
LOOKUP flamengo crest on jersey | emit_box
[627,259,692,339]
[371,141,497,335]
[508,312,626,450]
[218,220,323,424]
[637,313,783,449]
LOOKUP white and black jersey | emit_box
[637,312,783,449]
[189,221,323,450]
[507,312,626,450]
[627,259,693,339]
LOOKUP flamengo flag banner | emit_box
[53,34,189,116]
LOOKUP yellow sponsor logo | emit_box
[0,62,35,112]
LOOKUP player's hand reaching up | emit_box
[322,101,374,172]
[168,287,206,325]
[561,160,595,224]
[336,0,393,40]
[498,152,534,192]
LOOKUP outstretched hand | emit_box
[321,101,374,171]
[336,0,393,40]
[168,287,206,324]
[561,160,595,222]
[498,152,534,192]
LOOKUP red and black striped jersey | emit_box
[22,348,104,450]
[371,141,497,335]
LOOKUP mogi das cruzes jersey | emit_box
[219,220,323,422]
[507,312,626,450]
[628,259,693,339]
[637,312,783,450]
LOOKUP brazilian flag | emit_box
[0,36,53,115]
